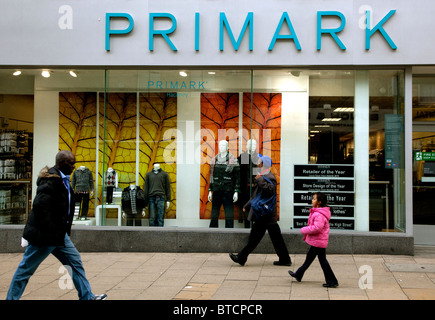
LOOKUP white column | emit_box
[32,91,59,199]
[281,85,309,230]
[404,67,413,236]
[354,71,370,231]
[172,92,203,227]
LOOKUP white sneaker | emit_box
[92,294,107,300]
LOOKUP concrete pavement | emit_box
[1,246,435,300]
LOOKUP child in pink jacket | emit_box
[289,192,338,288]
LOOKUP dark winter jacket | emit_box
[243,171,278,224]
[208,153,240,193]
[23,166,75,246]
[121,186,147,215]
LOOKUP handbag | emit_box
[250,176,276,219]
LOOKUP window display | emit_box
[0,68,407,234]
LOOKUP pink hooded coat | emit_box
[300,206,331,248]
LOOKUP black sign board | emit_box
[294,164,354,178]
[293,192,354,206]
[293,205,354,218]
[294,179,354,192]
[293,218,354,230]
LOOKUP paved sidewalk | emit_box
[1,246,435,300]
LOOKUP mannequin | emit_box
[105,167,118,204]
[208,140,240,228]
[144,163,171,227]
[71,166,94,220]
[237,139,260,227]
[121,184,146,226]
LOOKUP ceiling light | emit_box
[41,70,51,78]
[69,70,78,77]
[208,71,216,75]
[12,71,21,76]
[322,118,341,122]
[179,71,187,77]
[333,107,354,112]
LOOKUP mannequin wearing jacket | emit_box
[208,140,240,228]
[71,166,94,220]
[121,185,146,226]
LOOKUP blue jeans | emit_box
[149,195,165,227]
[6,234,95,300]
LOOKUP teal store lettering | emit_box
[147,81,206,90]
[105,10,397,52]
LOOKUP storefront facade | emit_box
[1,0,434,250]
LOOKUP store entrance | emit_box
[413,123,435,245]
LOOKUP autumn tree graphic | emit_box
[99,92,137,188]
[59,92,97,216]
[200,93,240,220]
[243,92,282,217]
[139,92,177,219]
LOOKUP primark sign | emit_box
[105,10,397,52]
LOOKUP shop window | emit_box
[369,70,405,232]
[412,76,435,226]
[0,74,34,225]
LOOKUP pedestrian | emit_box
[229,155,291,266]
[288,192,338,288]
[6,150,107,300]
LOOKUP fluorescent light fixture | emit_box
[322,118,341,122]
[179,71,187,77]
[333,107,354,112]
[12,71,21,76]
[208,71,216,75]
[41,70,51,78]
[69,70,78,77]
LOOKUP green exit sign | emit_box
[415,152,435,161]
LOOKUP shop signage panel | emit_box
[293,192,354,205]
[293,218,354,230]
[294,178,354,192]
[293,164,355,230]
[294,164,354,178]
[293,205,354,218]
[385,114,404,168]
[2,1,432,67]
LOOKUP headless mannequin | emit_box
[208,140,238,203]
[79,166,94,197]
[105,167,118,204]
[153,163,170,209]
[122,184,145,226]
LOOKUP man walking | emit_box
[229,155,291,266]
[6,150,107,300]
